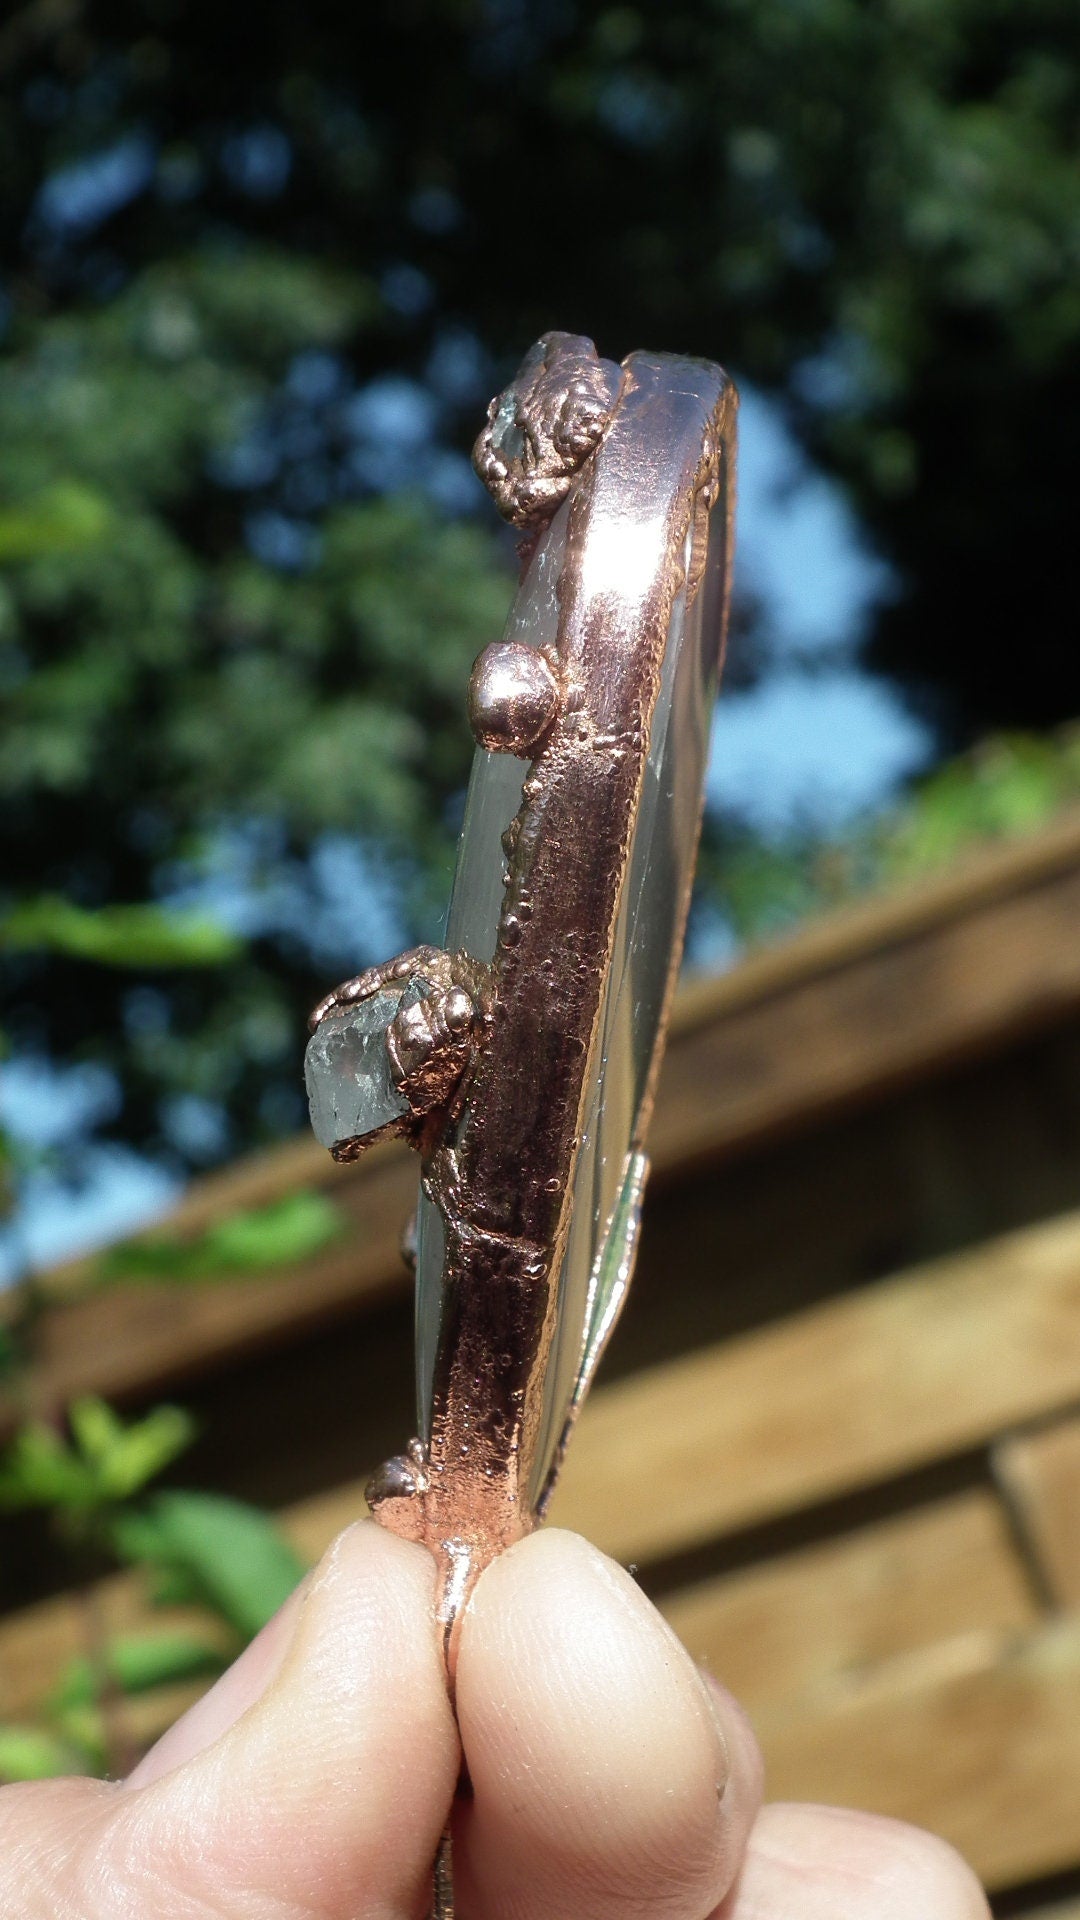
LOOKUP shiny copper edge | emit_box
[365,341,738,1661]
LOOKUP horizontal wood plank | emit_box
[655,822,1080,1175]
[549,1208,1080,1564]
[249,1483,1044,1718]
[665,1492,1037,1710]
[9,817,1080,1428]
[13,1195,1080,1637]
[670,809,1080,1043]
[758,1614,1080,1892]
[0,1483,1036,1741]
[1,1140,418,1428]
[995,1414,1080,1609]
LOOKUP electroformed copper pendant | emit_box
[305,332,736,1903]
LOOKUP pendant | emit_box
[304,330,737,1910]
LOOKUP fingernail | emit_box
[699,1668,732,1799]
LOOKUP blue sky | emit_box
[707,386,929,837]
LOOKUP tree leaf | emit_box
[68,1398,196,1501]
[0,1421,98,1514]
[97,1190,345,1285]
[0,1400,195,1516]
[0,481,111,562]
[50,1632,224,1713]
[66,1396,127,1467]
[203,1191,346,1270]
[0,898,242,968]
[0,1724,88,1782]
[112,1491,306,1641]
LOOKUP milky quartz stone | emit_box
[305,981,425,1154]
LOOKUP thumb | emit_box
[0,1522,460,1920]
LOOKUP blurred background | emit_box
[1,2,1079,1910]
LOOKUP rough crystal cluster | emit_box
[305,981,425,1153]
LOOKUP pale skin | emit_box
[0,1523,991,1919]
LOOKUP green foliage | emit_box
[0,1396,308,1781]
[0,250,471,836]
[0,247,370,512]
[112,1491,306,1642]
[0,1724,88,1783]
[880,732,1080,882]
[0,244,511,1159]
[0,482,112,563]
[95,1189,346,1283]
[0,1399,195,1519]
[710,728,1080,947]
[1,897,241,968]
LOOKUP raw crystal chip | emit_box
[305,982,424,1152]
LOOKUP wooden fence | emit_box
[8,813,1080,1912]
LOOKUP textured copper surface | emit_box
[466,640,562,755]
[472,330,621,529]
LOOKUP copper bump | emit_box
[467,641,562,755]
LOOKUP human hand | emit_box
[0,1523,990,1918]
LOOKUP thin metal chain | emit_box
[431,1828,455,1920]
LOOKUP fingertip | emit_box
[456,1527,760,1920]
[130,1520,460,1918]
[700,1669,765,1835]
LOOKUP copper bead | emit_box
[468,641,561,755]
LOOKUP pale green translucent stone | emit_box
[305,982,422,1153]
[490,389,525,465]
